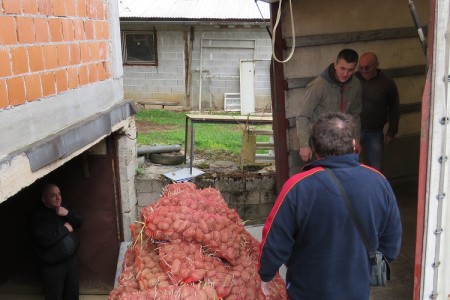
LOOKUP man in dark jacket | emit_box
[355,52,400,171]
[30,183,82,300]
[259,112,402,299]
[296,49,362,162]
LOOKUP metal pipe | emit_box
[137,144,181,155]
[199,35,203,111]
[408,0,427,56]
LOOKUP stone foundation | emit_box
[135,164,277,225]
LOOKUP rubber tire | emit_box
[148,153,185,165]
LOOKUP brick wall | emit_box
[0,0,112,110]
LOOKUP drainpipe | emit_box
[199,34,204,111]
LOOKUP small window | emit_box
[122,31,157,65]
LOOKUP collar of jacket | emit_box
[302,153,360,171]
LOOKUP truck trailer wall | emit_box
[278,0,428,179]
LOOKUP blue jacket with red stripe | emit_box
[258,154,402,299]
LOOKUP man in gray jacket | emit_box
[296,49,362,162]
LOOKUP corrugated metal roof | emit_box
[118,0,270,20]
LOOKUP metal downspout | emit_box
[199,34,204,111]
[414,1,435,299]
[269,1,289,193]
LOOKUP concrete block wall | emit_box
[116,118,138,242]
[123,31,186,105]
[132,171,277,242]
[190,28,272,111]
[121,24,272,111]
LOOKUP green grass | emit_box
[135,109,271,156]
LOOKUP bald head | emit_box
[358,52,379,80]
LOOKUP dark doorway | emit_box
[0,135,122,296]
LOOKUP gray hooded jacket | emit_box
[296,64,362,147]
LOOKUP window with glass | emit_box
[122,31,157,65]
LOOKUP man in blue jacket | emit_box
[258,112,402,299]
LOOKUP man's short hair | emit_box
[336,49,359,64]
[310,112,356,157]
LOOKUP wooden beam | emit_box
[284,26,428,48]
[286,65,426,90]
[286,102,422,129]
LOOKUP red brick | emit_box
[102,22,110,39]
[0,80,8,109]
[2,0,22,14]
[78,65,88,85]
[94,20,103,40]
[84,20,94,40]
[23,0,39,14]
[7,76,26,106]
[104,61,111,78]
[0,16,18,45]
[73,19,85,40]
[28,46,45,72]
[17,17,36,44]
[80,42,90,63]
[86,0,96,18]
[88,63,98,83]
[67,67,78,89]
[66,0,76,16]
[98,42,108,61]
[43,45,58,69]
[11,47,29,75]
[38,0,52,15]
[50,0,67,16]
[57,44,71,67]
[48,18,63,42]
[61,19,75,41]
[34,18,50,43]
[77,0,87,17]
[70,43,81,65]
[0,49,12,77]
[97,62,107,81]
[41,71,56,97]
[90,42,99,61]
[24,73,43,101]
[98,1,106,19]
[55,69,68,93]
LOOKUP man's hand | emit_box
[64,222,73,232]
[261,281,270,296]
[55,206,69,217]
[384,135,394,144]
[299,146,313,162]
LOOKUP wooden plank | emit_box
[284,26,427,48]
[285,101,421,129]
[287,65,426,90]
[186,114,272,125]
[256,142,275,150]
[249,129,273,135]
